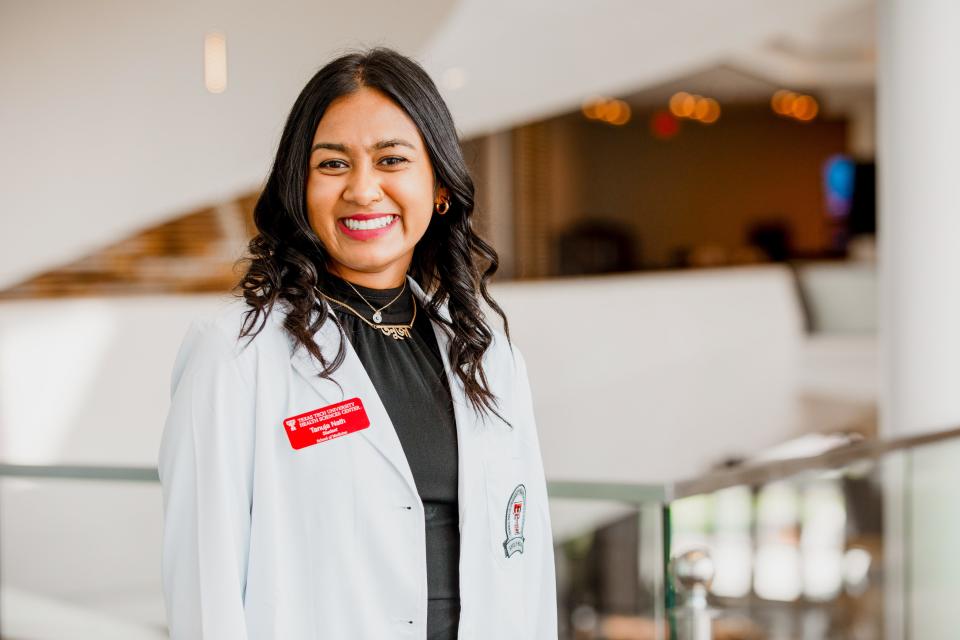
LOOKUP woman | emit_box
[158,47,557,639]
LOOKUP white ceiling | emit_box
[0,0,874,290]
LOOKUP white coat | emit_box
[158,275,558,639]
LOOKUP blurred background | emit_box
[2,0,958,638]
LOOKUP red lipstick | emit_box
[337,213,399,241]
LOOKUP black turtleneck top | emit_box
[318,273,460,639]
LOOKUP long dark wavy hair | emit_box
[232,47,511,423]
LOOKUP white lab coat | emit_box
[158,275,558,639]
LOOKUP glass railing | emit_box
[3,425,959,639]
[662,426,960,640]
[0,463,166,639]
[546,425,960,640]
[547,482,669,639]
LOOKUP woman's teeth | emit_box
[342,215,396,231]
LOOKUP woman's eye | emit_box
[380,156,408,167]
[318,159,348,170]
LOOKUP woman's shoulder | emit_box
[482,324,529,387]
[178,296,290,367]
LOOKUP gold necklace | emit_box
[316,289,416,340]
[342,278,407,324]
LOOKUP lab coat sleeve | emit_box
[513,346,560,639]
[158,318,256,640]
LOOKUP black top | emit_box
[318,273,460,639]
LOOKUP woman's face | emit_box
[306,86,445,288]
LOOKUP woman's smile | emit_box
[337,213,400,240]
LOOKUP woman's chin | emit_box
[327,253,410,279]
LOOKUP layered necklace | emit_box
[315,278,415,341]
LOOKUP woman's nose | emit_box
[342,164,382,206]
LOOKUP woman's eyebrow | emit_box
[311,138,416,153]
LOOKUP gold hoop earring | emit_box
[434,198,450,215]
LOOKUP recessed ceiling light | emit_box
[204,32,227,94]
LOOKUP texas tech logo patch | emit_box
[502,484,527,558]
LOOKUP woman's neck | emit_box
[327,263,407,290]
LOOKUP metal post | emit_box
[672,548,715,640]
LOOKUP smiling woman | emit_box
[157,47,558,640]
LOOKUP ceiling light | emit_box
[204,32,227,94]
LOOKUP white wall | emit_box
[493,267,807,483]
[0,293,233,464]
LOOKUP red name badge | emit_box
[283,398,370,450]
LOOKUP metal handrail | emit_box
[545,481,666,503]
[670,423,960,500]
[0,463,158,482]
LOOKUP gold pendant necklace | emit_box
[315,288,416,340]
[343,278,407,325]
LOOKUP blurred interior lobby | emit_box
[2,0,959,638]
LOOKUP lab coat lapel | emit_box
[288,299,419,500]
[406,277,483,528]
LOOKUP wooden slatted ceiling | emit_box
[0,192,260,300]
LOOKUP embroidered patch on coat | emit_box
[503,484,527,558]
